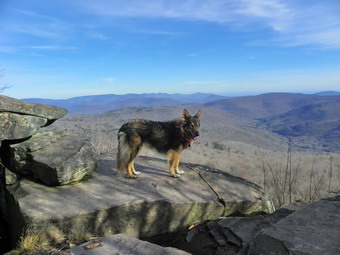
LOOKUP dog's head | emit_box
[181,109,201,141]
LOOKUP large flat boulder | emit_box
[0,95,67,141]
[0,112,47,140]
[3,131,98,185]
[6,155,273,244]
[70,233,190,255]
[248,195,340,255]
[0,95,67,120]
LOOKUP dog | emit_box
[116,109,201,178]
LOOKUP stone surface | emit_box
[188,164,275,215]
[0,95,67,120]
[175,208,293,255]
[0,112,47,140]
[5,168,19,185]
[248,195,340,255]
[4,131,98,186]
[0,96,67,141]
[70,233,190,255]
[6,155,271,244]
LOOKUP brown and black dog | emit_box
[116,109,201,178]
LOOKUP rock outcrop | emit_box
[158,193,340,255]
[3,131,97,186]
[153,207,292,255]
[1,96,99,253]
[0,96,69,253]
[6,154,273,245]
[70,233,190,255]
[207,208,293,254]
[248,194,340,255]
[0,95,67,140]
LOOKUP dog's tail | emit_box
[116,131,130,176]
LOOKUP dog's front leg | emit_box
[175,153,184,175]
[168,151,180,178]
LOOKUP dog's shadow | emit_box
[96,158,171,179]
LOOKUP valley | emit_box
[39,91,340,206]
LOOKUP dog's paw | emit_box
[133,171,141,175]
[175,169,185,175]
[171,174,180,178]
[126,174,138,179]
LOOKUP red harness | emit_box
[175,121,196,143]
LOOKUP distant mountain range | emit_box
[204,92,340,119]
[23,91,340,152]
[23,93,226,114]
[22,91,339,115]
[313,91,340,96]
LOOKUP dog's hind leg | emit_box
[126,135,142,178]
[127,160,138,178]
[116,132,132,177]
[131,144,142,176]
[131,160,140,176]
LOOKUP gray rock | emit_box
[5,168,19,185]
[0,96,67,141]
[6,155,271,244]
[190,164,275,215]
[248,196,340,255]
[5,131,98,186]
[0,112,47,140]
[219,209,293,249]
[186,208,293,255]
[70,233,190,255]
[0,95,67,120]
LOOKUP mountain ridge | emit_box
[23,93,227,114]
[204,92,340,119]
[23,91,339,115]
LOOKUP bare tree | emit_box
[0,67,9,93]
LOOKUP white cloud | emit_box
[189,48,218,57]
[8,8,74,39]
[104,77,116,83]
[85,31,108,40]
[77,0,340,49]
[23,45,76,51]
[132,29,179,36]
[0,46,16,53]
[236,0,290,20]
[11,25,59,38]
[185,80,224,85]
[28,46,61,50]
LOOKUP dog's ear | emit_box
[195,110,201,119]
[183,109,190,119]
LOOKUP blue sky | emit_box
[1,0,340,99]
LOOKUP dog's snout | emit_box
[196,131,200,137]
